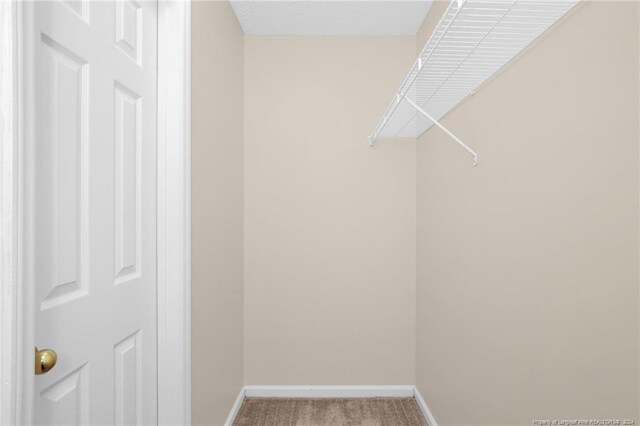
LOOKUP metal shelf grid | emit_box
[369,0,579,158]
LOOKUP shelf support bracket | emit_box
[403,96,478,167]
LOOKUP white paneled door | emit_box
[29,1,158,424]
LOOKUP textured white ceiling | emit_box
[229,1,433,36]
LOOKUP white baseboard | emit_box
[226,385,438,426]
[224,387,246,426]
[413,387,438,426]
[243,385,415,398]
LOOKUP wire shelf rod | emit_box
[370,0,466,139]
[368,0,579,163]
[392,2,517,139]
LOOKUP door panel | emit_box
[36,35,89,311]
[113,82,141,285]
[114,330,142,425]
[30,1,158,424]
[39,364,89,425]
[115,0,141,65]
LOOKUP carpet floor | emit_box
[233,397,428,426]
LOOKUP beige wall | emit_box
[191,2,244,424]
[244,36,417,385]
[415,1,640,425]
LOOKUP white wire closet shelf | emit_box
[369,0,579,166]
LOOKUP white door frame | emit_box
[0,1,191,424]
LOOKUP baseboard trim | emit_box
[226,385,438,426]
[244,385,415,398]
[224,387,246,426]
[414,387,438,426]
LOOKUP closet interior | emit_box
[191,0,640,424]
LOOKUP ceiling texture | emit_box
[229,1,434,36]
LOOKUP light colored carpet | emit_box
[233,397,428,426]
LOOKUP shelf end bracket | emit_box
[403,96,478,167]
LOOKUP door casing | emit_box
[0,1,191,424]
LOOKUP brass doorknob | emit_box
[35,347,57,375]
